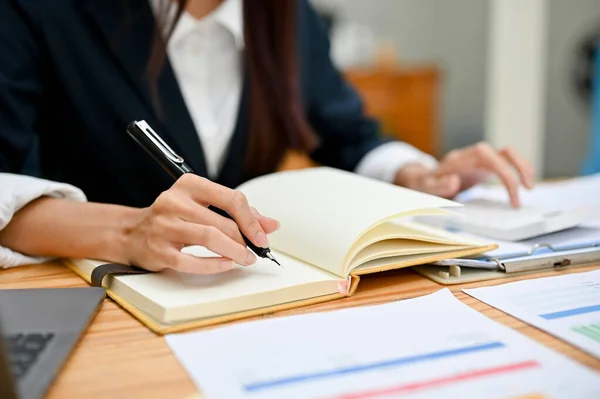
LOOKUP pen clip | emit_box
[135,120,184,164]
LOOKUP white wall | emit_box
[311,0,490,153]
[485,0,548,176]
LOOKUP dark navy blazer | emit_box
[0,0,387,207]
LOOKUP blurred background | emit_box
[302,0,600,179]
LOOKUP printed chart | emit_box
[166,289,600,399]
[465,270,600,359]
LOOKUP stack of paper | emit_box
[166,289,600,399]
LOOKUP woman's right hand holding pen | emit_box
[122,174,279,274]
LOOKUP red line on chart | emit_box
[323,360,541,399]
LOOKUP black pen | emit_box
[126,120,281,267]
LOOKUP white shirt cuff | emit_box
[0,173,87,269]
[354,142,438,183]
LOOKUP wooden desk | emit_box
[1,262,599,398]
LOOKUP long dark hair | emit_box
[147,0,317,175]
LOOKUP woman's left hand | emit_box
[394,142,535,207]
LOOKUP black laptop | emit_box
[0,287,105,399]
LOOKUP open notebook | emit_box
[65,167,495,334]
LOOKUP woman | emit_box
[0,0,533,273]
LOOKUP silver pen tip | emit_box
[265,251,282,267]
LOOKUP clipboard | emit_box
[412,241,600,284]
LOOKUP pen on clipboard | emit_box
[126,120,282,267]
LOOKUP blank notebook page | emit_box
[112,246,339,319]
[238,167,460,275]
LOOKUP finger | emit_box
[472,144,521,207]
[434,148,477,176]
[154,192,245,246]
[175,174,269,248]
[458,170,490,190]
[171,251,236,275]
[196,206,245,245]
[182,200,245,245]
[422,174,461,199]
[251,207,280,234]
[167,221,256,266]
[258,216,280,235]
[499,147,535,189]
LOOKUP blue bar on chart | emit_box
[539,304,600,320]
[244,342,505,392]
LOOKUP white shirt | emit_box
[0,0,436,268]
[159,0,244,177]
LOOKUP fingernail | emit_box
[275,220,281,230]
[255,231,269,247]
[245,251,257,266]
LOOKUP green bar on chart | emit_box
[572,323,600,343]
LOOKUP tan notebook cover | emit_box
[64,167,496,334]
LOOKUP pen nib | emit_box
[265,251,282,267]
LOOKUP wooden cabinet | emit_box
[345,65,440,157]
[279,65,441,171]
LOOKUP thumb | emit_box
[422,174,461,198]
[251,207,280,234]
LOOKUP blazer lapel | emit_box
[216,76,250,188]
[156,58,209,177]
[82,0,208,177]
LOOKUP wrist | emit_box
[108,205,145,265]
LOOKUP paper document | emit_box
[165,289,600,399]
[465,270,600,359]
[457,173,600,216]
[452,231,532,259]
[521,225,600,248]
[456,227,600,261]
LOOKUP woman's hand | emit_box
[122,174,279,274]
[394,142,535,207]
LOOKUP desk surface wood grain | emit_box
[1,261,599,399]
